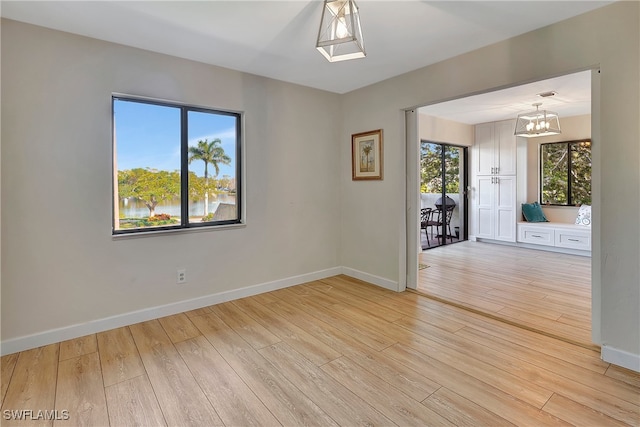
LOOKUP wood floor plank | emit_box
[458,314,606,370]
[321,355,455,426]
[1,344,59,427]
[496,306,592,343]
[104,375,167,427]
[606,365,640,388]
[129,320,223,427]
[1,353,19,407]
[191,312,338,426]
[157,313,201,343]
[96,327,145,387]
[317,276,396,307]
[273,285,340,308]
[259,342,394,426]
[231,297,342,366]
[53,353,109,426]
[58,335,97,362]
[270,293,396,351]
[394,318,555,408]
[422,387,516,427]
[419,241,592,346]
[267,298,441,401]
[209,301,281,350]
[542,393,630,427]
[183,306,212,318]
[247,290,281,305]
[455,326,640,406]
[175,336,281,427]
[556,312,592,330]
[383,343,570,426]
[332,297,405,323]
[375,295,467,333]
[400,320,640,424]
[3,275,637,427]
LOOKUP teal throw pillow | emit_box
[522,202,549,222]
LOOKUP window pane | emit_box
[444,145,460,194]
[114,99,181,231]
[421,142,443,194]
[570,141,592,205]
[541,143,569,204]
[187,111,238,224]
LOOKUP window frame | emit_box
[112,95,243,236]
[539,139,591,206]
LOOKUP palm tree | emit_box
[362,144,373,172]
[188,138,231,216]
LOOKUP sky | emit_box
[114,98,237,178]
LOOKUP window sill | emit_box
[111,221,246,240]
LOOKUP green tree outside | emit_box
[420,142,460,195]
[541,141,591,205]
[118,168,180,217]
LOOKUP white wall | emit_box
[340,2,639,364]
[418,113,474,146]
[1,20,341,343]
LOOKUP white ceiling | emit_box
[419,69,592,124]
[1,1,605,122]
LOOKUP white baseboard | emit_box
[601,345,640,372]
[341,267,400,292]
[0,266,342,356]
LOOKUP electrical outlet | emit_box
[177,269,187,284]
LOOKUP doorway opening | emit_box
[419,141,468,250]
[407,69,596,348]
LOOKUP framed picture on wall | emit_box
[352,129,383,180]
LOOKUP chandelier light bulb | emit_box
[336,16,349,38]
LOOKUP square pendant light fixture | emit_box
[514,103,562,138]
[316,0,366,62]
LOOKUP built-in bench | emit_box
[517,221,591,256]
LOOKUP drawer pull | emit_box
[532,235,543,238]
[568,238,581,242]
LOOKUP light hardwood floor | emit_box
[2,275,639,426]
[419,241,594,349]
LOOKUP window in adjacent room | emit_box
[540,140,591,206]
[113,96,242,234]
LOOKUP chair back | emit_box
[420,208,433,224]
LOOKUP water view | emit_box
[119,193,236,219]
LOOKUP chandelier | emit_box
[514,103,561,137]
[316,0,366,62]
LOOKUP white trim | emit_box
[601,345,640,373]
[0,267,342,356]
[341,267,400,292]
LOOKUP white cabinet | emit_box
[474,120,517,176]
[472,119,517,242]
[474,175,516,242]
[555,227,591,251]
[518,224,554,246]
[517,222,591,253]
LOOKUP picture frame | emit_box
[352,129,383,180]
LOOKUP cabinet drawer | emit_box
[519,226,554,246]
[555,230,591,250]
